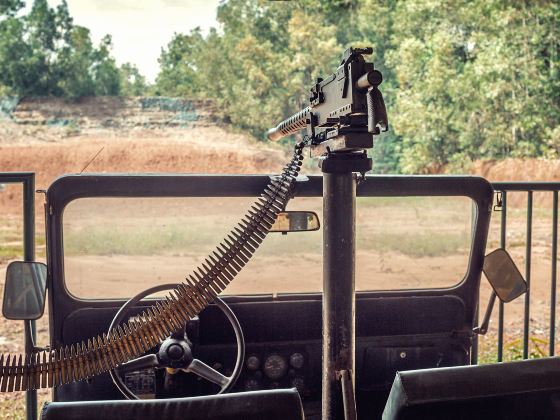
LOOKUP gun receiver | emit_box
[267,47,388,156]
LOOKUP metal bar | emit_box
[0,172,35,184]
[472,304,479,365]
[551,191,558,356]
[0,173,37,420]
[340,370,357,420]
[523,191,533,359]
[498,192,507,361]
[322,170,356,420]
[472,200,478,365]
[493,182,560,191]
[23,175,37,420]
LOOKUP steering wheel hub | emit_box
[159,339,192,368]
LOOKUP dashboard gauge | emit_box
[289,352,305,369]
[246,355,260,371]
[263,354,288,380]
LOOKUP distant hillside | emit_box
[2,96,219,129]
[0,96,288,215]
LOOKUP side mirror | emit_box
[2,261,47,320]
[474,249,527,335]
[483,248,527,302]
[269,211,320,233]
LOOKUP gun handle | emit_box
[366,87,388,134]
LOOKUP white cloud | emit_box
[47,0,220,83]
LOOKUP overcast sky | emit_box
[47,0,220,82]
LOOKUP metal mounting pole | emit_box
[321,153,370,420]
[23,175,37,420]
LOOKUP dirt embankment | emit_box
[0,96,288,213]
[471,159,560,183]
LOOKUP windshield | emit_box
[63,194,473,298]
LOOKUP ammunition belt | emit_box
[0,143,305,392]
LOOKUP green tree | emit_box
[388,0,559,172]
[0,16,31,95]
[119,62,147,96]
[0,0,124,98]
[56,25,96,97]
[155,29,204,97]
[92,35,120,96]
[154,0,558,172]
[0,0,24,17]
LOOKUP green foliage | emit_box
[155,0,345,138]
[155,0,559,172]
[119,62,147,96]
[0,0,24,16]
[479,336,549,365]
[389,0,560,172]
[0,0,146,99]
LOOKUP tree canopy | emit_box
[0,0,146,98]
[0,1,557,172]
[155,0,559,173]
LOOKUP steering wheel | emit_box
[108,283,245,400]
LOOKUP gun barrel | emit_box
[267,107,310,142]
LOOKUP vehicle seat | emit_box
[382,357,560,419]
[41,388,304,420]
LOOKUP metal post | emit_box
[1,173,37,420]
[23,175,37,420]
[498,192,507,361]
[550,191,558,356]
[321,155,361,420]
[523,191,533,359]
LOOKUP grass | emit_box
[478,335,550,365]
[63,218,469,259]
[0,223,46,262]
[358,231,469,258]
[65,223,221,256]
[0,245,23,263]
[0,392,50,420]
[0,398,25,420]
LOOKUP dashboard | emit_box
[57,295,473,420]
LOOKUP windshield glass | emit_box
[63,194,472,298]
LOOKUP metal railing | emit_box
[490,182,560,362]
[0,173,36,420]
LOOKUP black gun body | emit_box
[311,60,372,137]
[267,53,375,148]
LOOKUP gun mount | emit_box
[267,47,388,158]
[269,46,391,420]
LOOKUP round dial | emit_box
[263,354,288,380]
[289,352,305,369]
[246,355,260,371]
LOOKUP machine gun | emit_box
[267,47,388,158]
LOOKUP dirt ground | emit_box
[1,115,560,417]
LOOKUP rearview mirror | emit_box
[2,261,47,320]
[269,211,320,233]
[483,248,527,303]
